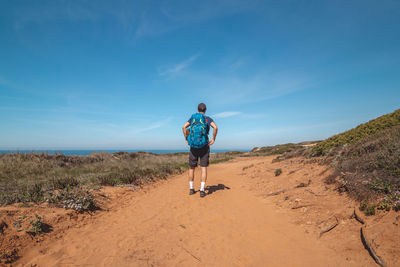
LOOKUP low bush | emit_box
[310,108,400,156]
[327,125,400,207]
[251,143,304,156]
[363,204,376,216]
[0,150,236,208]
[0,249,19,264]
[275,169,282,176]
[273,147,308,162]
[0,183,46,205]
[26,214,44,236]
[25,183,45,203]
[210,157,233,164]
[394,200,400,211]
[52,177,79,190]
[47,187,97,213]
[242,164,254,171]
[97,173,121,186]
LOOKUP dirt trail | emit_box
[16,157,381,266]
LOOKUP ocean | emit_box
[0,149,247,156]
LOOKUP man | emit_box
[182,103,218,198]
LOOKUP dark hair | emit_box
[198,103,207,113]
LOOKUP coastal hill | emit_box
[0,109,399,266]
[310,108,400,156]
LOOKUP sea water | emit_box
[0,149,247,156]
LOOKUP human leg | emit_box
[188,167,195,185]
[188,148,199,194]
[199,146,210,197]
[200,167,207,193]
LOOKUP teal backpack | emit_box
[188,113,208,148]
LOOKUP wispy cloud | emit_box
[240,113,268,119]
[180,69,315,107]
[133,117,173,134]
[228,59,246,71]
[213,111,242,118]
[159,54,200,76]
[9,1,258,40]
[135,1,258,38]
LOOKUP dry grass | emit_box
[0,151,233,208]
[326,125,400,212]
[310,108,400,157]
[250,143,304,156]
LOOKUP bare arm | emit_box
[182,122,190,143]
[209,121,218,146]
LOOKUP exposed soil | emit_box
[1,156,399,266]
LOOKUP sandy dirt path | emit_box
[18,157,368,266]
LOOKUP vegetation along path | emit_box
[18,157,378,266]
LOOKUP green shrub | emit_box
[360,201,376,216]
[52,177,79,190]
[118,174,138,184]
[383,192,400,211]
[26,183,45,203]
[275,169,282,176]
[394,200,400,211]
[311,109,400,156]
[0,183,46,205]
[242,164,254,171]
[377,202,391,211]
[0,150,240,207]
[360,201,368,211]
[327,125,400,202]
[369,180,392,194]
[251,143,303,156]
[365,205,376,216]
[97,173,120,186]
[0,191,23,205]
[26,214,44,235]
[47,187,97,213]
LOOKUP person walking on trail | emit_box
[182,103,218,198]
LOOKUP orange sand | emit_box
[3,156,398,266]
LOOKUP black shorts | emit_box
[189,145,210,167]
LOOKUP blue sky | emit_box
[0,0,399,150]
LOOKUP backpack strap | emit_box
[199,113,206,125]
[191,113,206,125]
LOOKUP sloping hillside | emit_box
[327,125,400,212]
[310,109,400,156]
[308,109,400,214]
